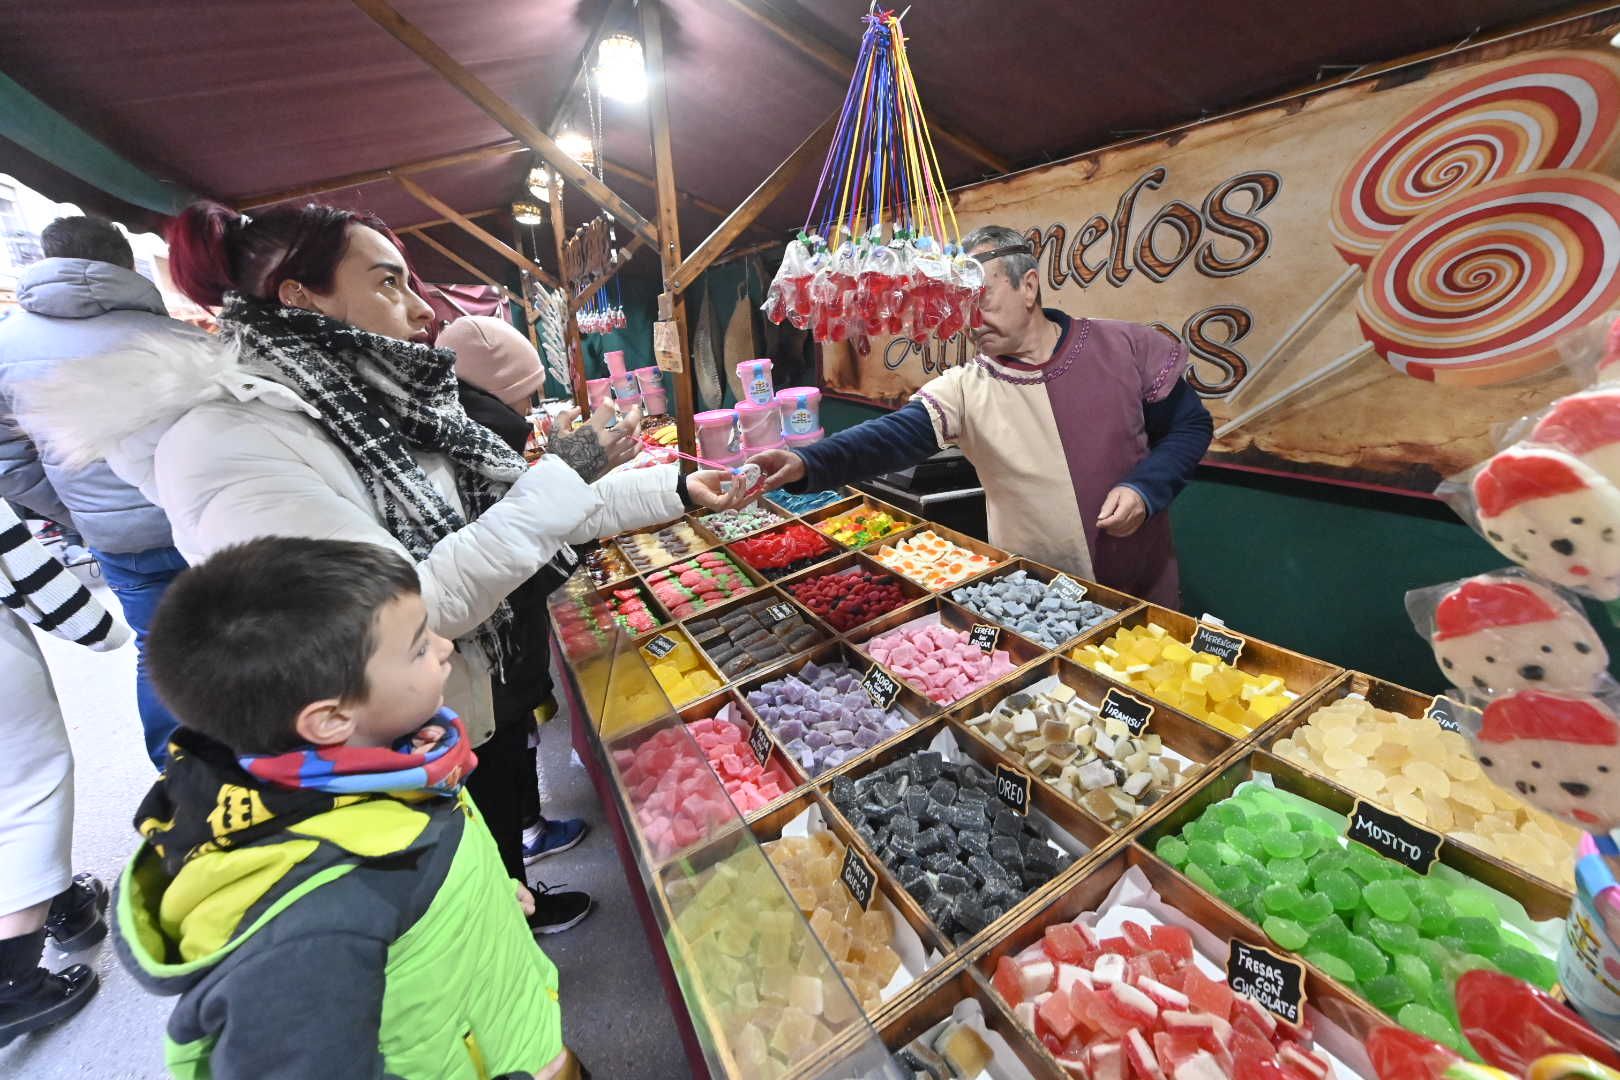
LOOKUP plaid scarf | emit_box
[220,295,526,666]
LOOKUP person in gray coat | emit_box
[0,217,190,769]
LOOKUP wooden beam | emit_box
[642,0,697,462]
[717,0,1013,175]
[235,142,524,209]
[397,206,503,234]
[548,172,591,409]
[546,0,632,134]
[394,174,558,287]
[601,160,775,241]
[669,113,834,296]
[405,228,516,300]
[351,0,658,246]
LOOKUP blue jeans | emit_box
[91,546,188,770]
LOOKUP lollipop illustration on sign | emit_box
[1223,50,1620,425]
[1221,170,1620,437]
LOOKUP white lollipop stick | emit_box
[1227,264,1360,407]
[1215,342,1374,440]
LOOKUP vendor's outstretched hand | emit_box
[1097,485,1148,537]
[686,469,753,511]
[748,448,805,491]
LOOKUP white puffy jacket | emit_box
[15,331,682,742]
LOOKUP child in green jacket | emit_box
[114,537,578,1080]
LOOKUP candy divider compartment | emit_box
[689,503,793,543]
[634,539,773,614]
[614,517,723,576]
[635,623,727,708]
[747,789,954,1020]
[682,585,838,687]
[970,842,1392,1073]
[585,578,675,640]
[951,557,1145,651]
[866,520,1013,592]
[724,519,846,584]
[817,712,1115,960]
[844,595,1048,713]
[730,638,939,782]
[684,688,812,819]
[779,549,935,635]
[802,493,926,551]
[944,655,1242,840]
[764,486,859,520]
[1066,602,1342,738]
[867,966,1056,1079]
[581,539,639,588]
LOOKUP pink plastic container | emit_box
[634,368,669,414]
[695,409,740,462]
[736,358,776,405]
[587,377,612,411]
[785,428,825,448]
[736,399,785,451]
[775,387,822,437]
[604,349,629,379]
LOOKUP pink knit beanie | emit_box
[440,316,544,410]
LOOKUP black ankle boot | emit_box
[44,874,108,953]
[0,930,99,1047]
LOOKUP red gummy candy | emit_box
[1363,1028,1459,1080]
[992,955,1023,1006]
[1454,968,1620,1071]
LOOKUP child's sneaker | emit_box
[522,818,588,865]
[45,874,108,953]
[526,882,593,936]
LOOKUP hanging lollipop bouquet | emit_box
[577,278,627,336]
[763,7,982,345]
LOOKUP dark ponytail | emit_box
[165,200,405,309]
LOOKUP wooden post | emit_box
[549,172,590,410]
[642,0,697,466]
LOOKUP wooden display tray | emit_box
[946,557,1144,651]
[687,503,794,543]
[1255,670,1577,896]
[946,655,1244,841]
[681,584,838,685]
[801,492,925,551]
[816,712,1120,963]
[578,578,674,640]
[773,549,935,636]
[866,966,1055,1079]
[723,519,846,584]
[845,595,1049,713]
[971,843,1394,1076]
[1067,602,1341,738]
[614,516,727,577]
[865,520,1013,593]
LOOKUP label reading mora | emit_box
[643,634,678,659]
[1424,695,1478,735]
[969,623,1001,654]
[748,720,773,768]
[1227,940,1305,1024]
[839,845,876,911]
[1048,574,1089,601]
[1190,623,1246,665]
[765,602,798,625]
[1348,799,1442,875]
[994,762,1032,815]
[862,665,901,710]
[1099,687,1155,737]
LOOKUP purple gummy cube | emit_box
[785,738,811,760]
[777,719,806,741]
[805,731,831,749]
[853,727,880,748]
[832,730,855,746]
[747,691,769,709]
[799,662,822,683]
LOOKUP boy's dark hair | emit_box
[147,538,422,755]
[41,216,135,270]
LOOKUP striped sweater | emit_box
[0,502,127,650]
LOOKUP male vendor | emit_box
[749,225,1213,607]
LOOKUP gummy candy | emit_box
[787,568,908,633]
[731,525,838,581]
[617,522,709,573]
[699,505,786,541]
[864,620,1017,706]
[814,506,906,549]
[871,530,1002,592]
[952,569,1119,650]
[644,551,753,621]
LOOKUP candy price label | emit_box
[1227,940,1305,1024]
[969,623,1001,654]
[1347,799,1442,875]
[1048,574,1088,601]
[994,763,1032,815]
[643,634,678,659]
[840,845,876,911]
[1424,695,1478,735]
[748,720,773,768]
[1190,624,1246,665]
[862,666,901,710]
[765,602,798,625]
[1099,687,1154,737]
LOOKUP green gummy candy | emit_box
[1454,916,1499,954]
[1349,848,1394,883]
[1215,841,1246,867]
[1294,892,1334,924]
[1395,953,1433,994]
[1227,883,1263,921]
[1449,889,1499,921]
[1212,801,1249,828]
[1263,831,1305,860]
[1156,836,1190,867]
[1247,812,1285,835]
[1364,973,1415,1012]
[1416,899,1454,937]
[1368,917,1420,956]
[1187,840,1221,870]
[1263,884,1304,916]
[1364,880,1414,921]
[1305,916,1350,957]
[1496,947,1558,990]
[1314,869,1360,913]
[1212,865,1251,893]
[1263,916,1309,952]
[1186,862,1219,893]
[1269,859,1311,887]
[1295,830,1325,859]
[1306,950,1357,985]
[1397,1003,1469,1055]
[1344,936,1390,982]
[1312,849,1350,876]
[1226,825,1264,858]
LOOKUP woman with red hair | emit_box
[18,201,745,931]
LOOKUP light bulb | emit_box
[556,130,595,169]
[596,33,646,104]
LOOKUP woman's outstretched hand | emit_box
[685,468,757,511]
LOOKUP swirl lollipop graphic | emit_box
[1220,171,1620,437]
[1226,51,1620,419]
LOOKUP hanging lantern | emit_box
[556,129,595,169]
[596,32,646,104]
[511,201,546,226]
[762,10,983,345]
[527,166,553,203]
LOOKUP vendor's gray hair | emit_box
[963,224,1036,285]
